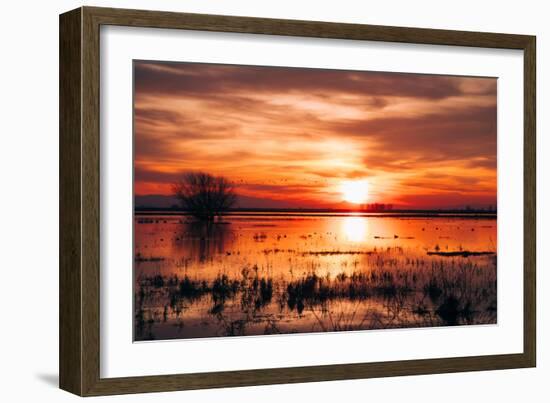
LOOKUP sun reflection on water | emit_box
[342,216,368,242]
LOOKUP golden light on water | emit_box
[340,179,370,204]
[342,216,368,242]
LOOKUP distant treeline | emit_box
[361,203,394,211]
[134,206,497,217]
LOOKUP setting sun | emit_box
[340,180,369,204]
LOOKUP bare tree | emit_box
[172,172,237,220]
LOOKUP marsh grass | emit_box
[135,250,496,339]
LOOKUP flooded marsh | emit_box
[134,213,497,341]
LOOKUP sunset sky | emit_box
[134,61,497,210]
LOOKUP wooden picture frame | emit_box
[59,6,536,396]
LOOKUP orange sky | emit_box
[134,61,497,210]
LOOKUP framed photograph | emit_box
[59,6,536,396]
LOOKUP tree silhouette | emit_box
[172,172,237,220]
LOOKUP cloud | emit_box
[135,61,488,100]
[334,104,497,168]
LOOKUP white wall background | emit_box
[0,0,546,401]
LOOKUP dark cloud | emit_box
[134,61,486,100]
[331,105,497,168]
[134,107,188,126]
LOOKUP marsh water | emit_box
[134,213,497,341]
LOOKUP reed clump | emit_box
[135,252,496,338]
